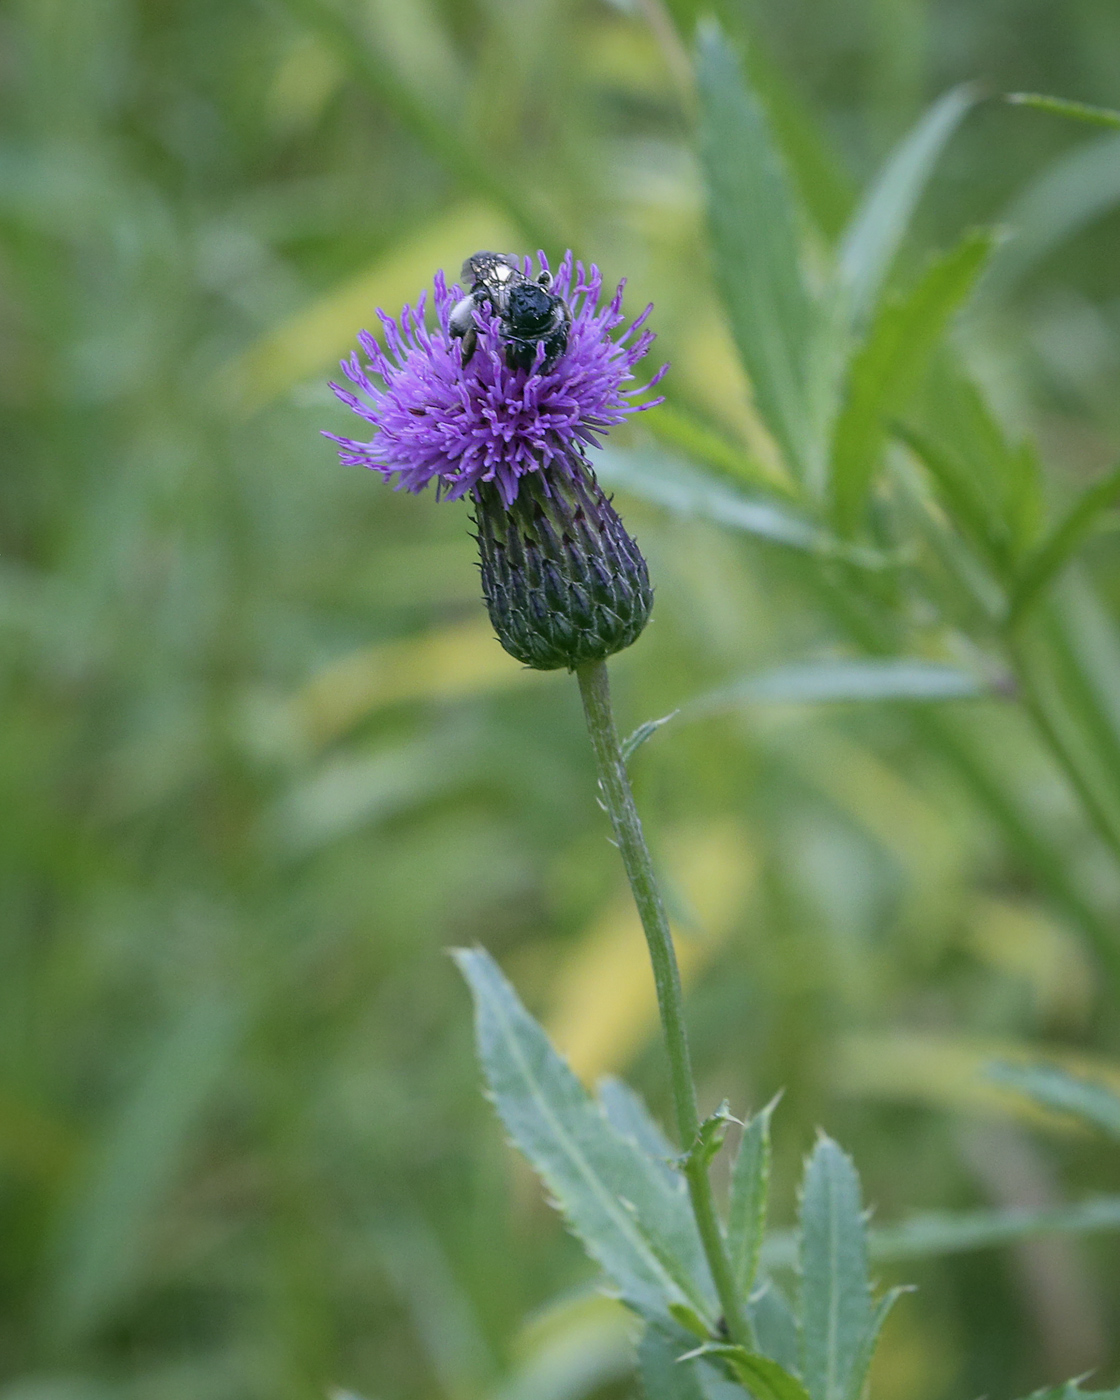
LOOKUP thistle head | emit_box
[325,251,665,669]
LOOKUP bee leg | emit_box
[459,326,478,365]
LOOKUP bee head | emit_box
[506,282,556,335]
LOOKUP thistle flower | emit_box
[325,251,666,669]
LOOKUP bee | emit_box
[449,252,571,373]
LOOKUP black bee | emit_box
[449,251,571,373]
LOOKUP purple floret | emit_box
[324,251,668,506]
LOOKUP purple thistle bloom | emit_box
[324,251,667,507]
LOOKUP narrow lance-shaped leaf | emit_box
[453,948,716,1323]
[1006,92,1120,129]
[1008,461,1120,625]
[695,22,815,481]
[837,85,977,328]
[1016,1384,1120,1400]
[749,1282,801,1375]
[728,1095,780,1301]
[638,1322,745,1400]
[687,1345,812,1400]
[798,1135,872,1400]
[987,1062,1120,1140]
[830,229,996,533]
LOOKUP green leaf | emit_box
[764,1196,1120,1267]
[695,22,815,480]
[830,230,996,532]
[1017,1384,1120,1400]
[982,132,1120,301]
[597,1076,678,1184]
[892,421,1011,577]
[453,948,716,1323]
[987,1062,1120,1140]
[621,712,680,765]
[728,1096,780,1301]
[748,1282,800,1375]
[797,1136,872,1400]
[1008,462,1120,625]
[638,1323,745,1400]
[837,86,977,328]
[687,1345,812,1400]
[1006,92,1120,129]
[686,1101,736,1173]
[689,659,985,711]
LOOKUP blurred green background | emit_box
[3,0,1120,1397]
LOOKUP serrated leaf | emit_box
[597,1077,678,1189]
[639,1322,746,1400]
[689,1345,812,1400]
[797,1136,871,1400]
[748,1281,800,1374]
[830,230,996,532]
[728,1096,780,1301]
[837,86,977,328]
[695,23,815,481]
[686,1101,736,1174]
[987,1062,1120,1140]
[453,948,715,1323]
[842,1287,909,1400]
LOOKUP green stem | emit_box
[576,658,751,1348]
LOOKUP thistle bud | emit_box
[473,456,653,671]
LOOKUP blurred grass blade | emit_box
[764,1196,1120,1268]
[1006,92,1120,128]
[687,1345,811,1400]
[276,0,554,249]
[830,230,995,532]
[1009,462,1120,624]
[695,22,815,481]
[690,658,985,711]
[1018,1384,1120,1399]
[727,1095,779,1300]
[837,86,976,328]
[596,449,862,558]
[797,1136,872,1400]
[986,1062,1120,1139]
[46,997,241,1346]
[748,1281,800,1374]
[454,948,716,1323]
[648,401,797,497]
[892,422,1010,576]
[982,132,1120,301]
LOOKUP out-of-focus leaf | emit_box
[547,824,757,1083]
[728,1095,779,1301]
[687,1345,811,1400]
[290,617,554,750]
[492,1292,635,1400]
[837,86,976,328]
[797,1135,872,1400]
[1006,93,1120,129]
[276,0,554,249]
[830,230,995,532]
[1009,462,1120,624]
[689,658,986,711]
[226,200,518,409]
[695,23,815,480]
[764,1196,1120,1269]
[748,1282,800,1373]
[648,402,797,497]
[987,1062,1120,1139]
[982,132,1120,300]
[45,997,241,1346]
[597,449,873,560]
[1017,1383,1120,1400]
[454,948,716,1322]
[637,1322,744,1400]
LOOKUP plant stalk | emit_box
[576,658,751,1348]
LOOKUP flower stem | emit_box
[576,658,750,1348]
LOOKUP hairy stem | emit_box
[576,658,750,1347]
